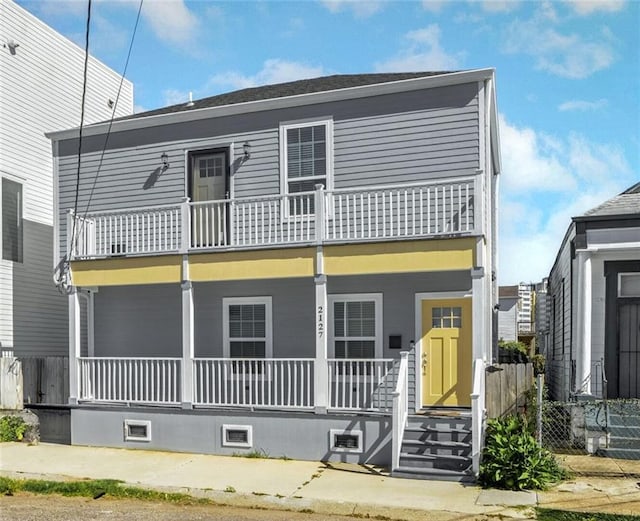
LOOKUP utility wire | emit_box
[80,0,144,223]
[68,0,92,263]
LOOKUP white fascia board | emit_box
[46,69,496,142]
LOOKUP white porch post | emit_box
[68,288,81,404]
[181,256,194,408]
[314,184,329,413]
[87,290,95,357]
[576,250,592,394]
[314,272,328,413]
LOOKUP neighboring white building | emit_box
[498,285,518,342]
[0,0,133,356]
[517,282,534,333]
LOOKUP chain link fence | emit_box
[533,382,640,476]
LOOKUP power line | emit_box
[81,0,144,222]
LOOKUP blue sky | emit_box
[17,0,640,285]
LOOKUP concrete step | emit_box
[392,465,475,482]
[403,426,472,444]
[406,416,472,432]
[597,447,640,460]
[401,439,471,457]
[399,452,471,472]
[608,436,640,450]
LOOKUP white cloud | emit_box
[565,0,626,15]
[499,116,575,192]
[320,0,385,17]
[162,88,189,106]
[375,24,461,72]
[141,0,199,48]
[206,59,326,92]
[497,114,632,284]
[558,98,608,111]
[503,5,616,78]
[421,0,446,12]
[478,0,519,13]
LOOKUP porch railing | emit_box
[68,174,480,259]
[193,358,314,409]
[327,358,395,411]
[391,352,409,472]
[78,357,181,404]
[471,358,486,475]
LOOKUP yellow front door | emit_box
[421,298,472,407]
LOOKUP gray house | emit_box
[545,183,640,401]
[48,69,501,481]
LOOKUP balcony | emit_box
[68,174,481,260]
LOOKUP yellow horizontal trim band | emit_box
[324,238,475,276]
[71,256,182,287]
[189,247,315,282]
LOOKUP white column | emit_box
[471,267,485,362]
[314,252,328,413]
[181,255,194,408]
[576,251,592,394]
[87,290,95,358]
[68,288,81,404]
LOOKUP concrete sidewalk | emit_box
[2,443,640,519]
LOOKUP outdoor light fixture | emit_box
[243,141,251,161]
[160,152,169,169]
[4,40,19,55]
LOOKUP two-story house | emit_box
[48,69,501,481]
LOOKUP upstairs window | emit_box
[2,178,23,263]
[280,119,333,214]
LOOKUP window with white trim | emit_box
[2,178,23,263]
[280,119,333,214]
[223,297,273,373]
[328,294,383,359]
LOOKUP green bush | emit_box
[0,415,28,442]
[479,415,567,490]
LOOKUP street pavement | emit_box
[1,443,639,520]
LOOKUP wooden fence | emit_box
[21,357,69,405]
[485,363,534,419]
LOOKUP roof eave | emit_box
[46,68,496,141]
[573,213,640,223]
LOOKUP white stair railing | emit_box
[391,352,409,472]
[470,358,486,475]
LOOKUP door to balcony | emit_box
[190,150,230,247]
[421,298,472,407]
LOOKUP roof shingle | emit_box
[118,72,451,122]
[582,182,640,218]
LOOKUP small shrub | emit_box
[0,416,28,442]
[479,415,567,490]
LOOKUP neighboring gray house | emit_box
[0,0,132,358]
[546,183,640,401]
[48,69,501,481]
[498,285,518,342]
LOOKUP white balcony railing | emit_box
[78,357,182,404]
[68,175,479,259]
[328,358,395,411]
[193,358,314,409]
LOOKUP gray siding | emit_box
[546,225,575,401]
[94,285,182,357]
[56,83,479,258]
[497,298,518,342]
